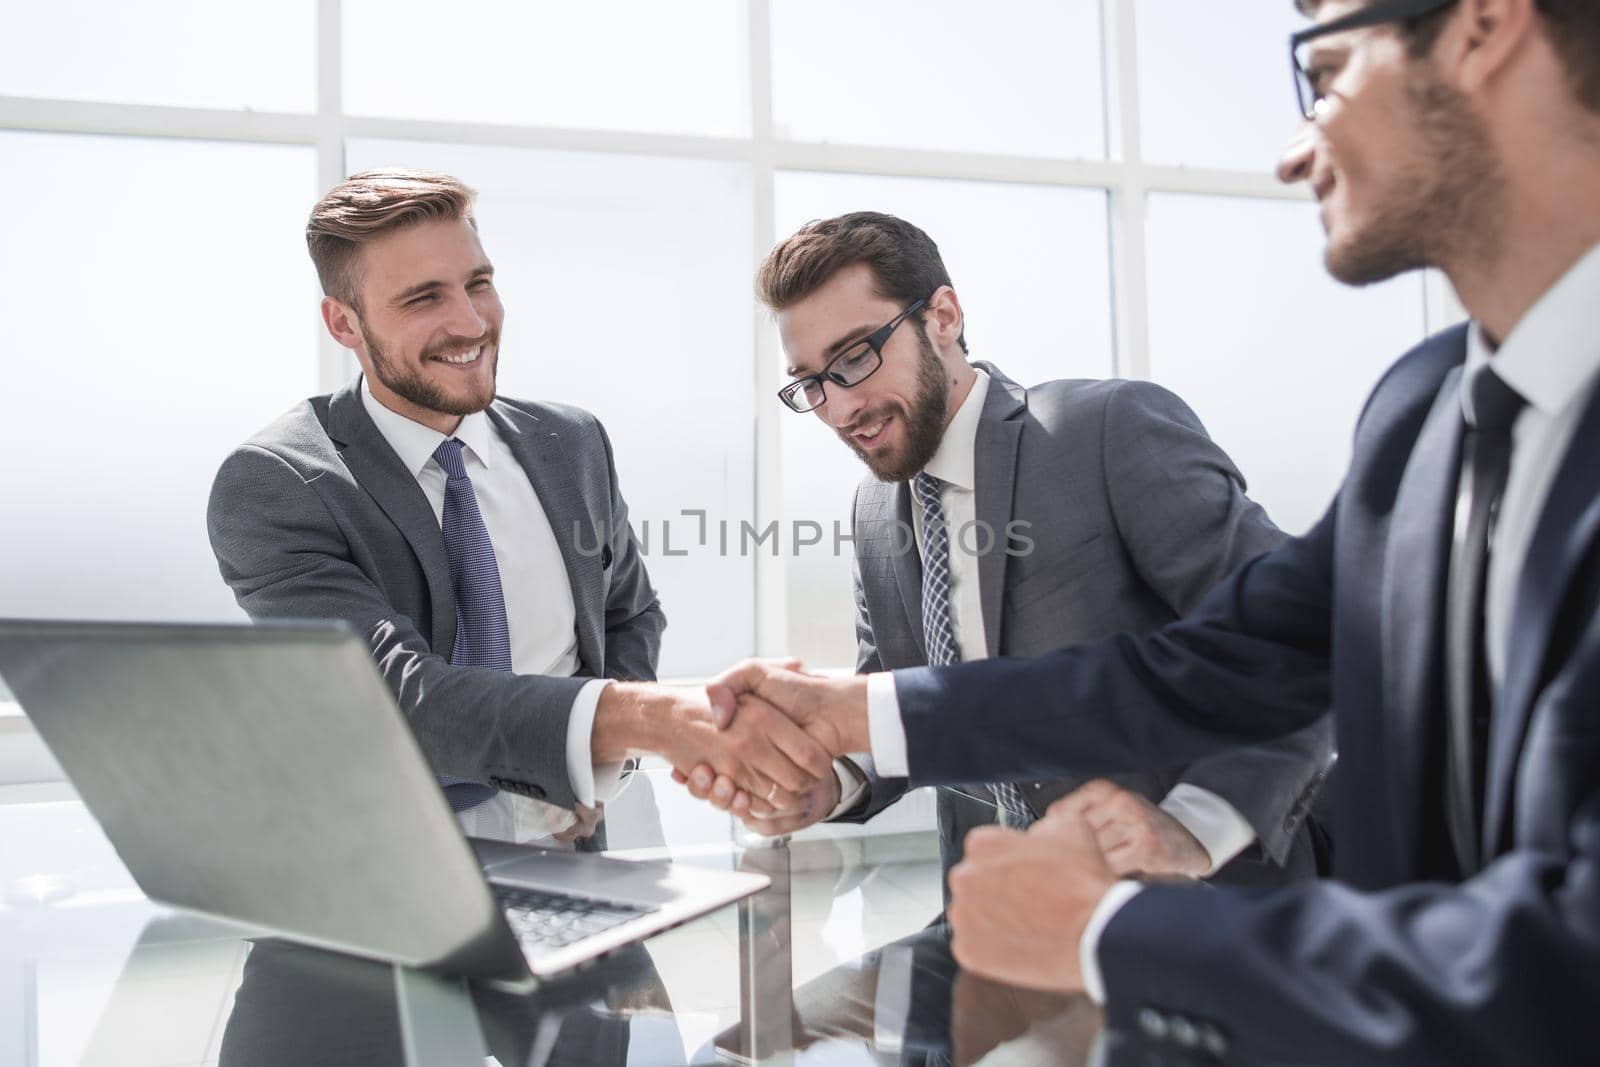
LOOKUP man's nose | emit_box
[820,385,865,430]
[446,291,489,338]
[1277,120,1317,186]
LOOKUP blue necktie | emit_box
[912,472,1033,829]
[434,437,508,813]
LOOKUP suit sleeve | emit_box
[592,419,665,684]
[207,444,588,809]
[1098,786,1600,1064]
[1099,380,1334,863]
[835,484,911,824]
[893,494,1334,786]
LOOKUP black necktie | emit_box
[1444,366,1526,875]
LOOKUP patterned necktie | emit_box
[433,437,508,812]
[1444,367,1526,874]
[911,472,1033,829]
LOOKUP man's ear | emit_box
[925,285,965,350]
[1447,0,1537,96]
[321,296,364,351]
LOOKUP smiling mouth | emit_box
[851,414,892,447]
[430,344,484,368]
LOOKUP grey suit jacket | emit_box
[842,363,1331,881]
[206,377,665,811]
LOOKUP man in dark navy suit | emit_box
[704,0,1600,1060]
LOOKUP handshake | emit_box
[590,660,873,834]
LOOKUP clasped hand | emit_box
[668,659,864,824]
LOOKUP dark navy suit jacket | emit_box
[891,325,1600,1063]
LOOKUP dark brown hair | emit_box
[1297,0,1600,112]
[757,212,967,354]
[305,169,476,309]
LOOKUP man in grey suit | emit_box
[208,169,830,847]
[685,212,1330,885]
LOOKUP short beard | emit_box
[1326,74,1505,286]
[365,328,499,417]
[840,328,951,483]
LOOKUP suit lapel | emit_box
[487,403,606,676]
[972,364,1027,659]
[328,378,459,655]
[1484,382,1600,854]
[1379,366,1464,872]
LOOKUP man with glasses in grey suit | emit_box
[207,169,832,850]
[682,212,1331,888]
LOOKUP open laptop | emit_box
[0,618,768,989]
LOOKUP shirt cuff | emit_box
[1080,880,1143,1005]
[867,672,910,778]
[828,757,871,819]
[1158,784,1258,874]
[567,679,625,807]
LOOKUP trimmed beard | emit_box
[840,326,951,483]
[364,327,499,417]
[1325,73,1505,287]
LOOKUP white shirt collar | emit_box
[359,376,497,475]
[1464,241,1600,421]
[920,367,990,491]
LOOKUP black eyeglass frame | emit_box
[1290,0,1460,119]
[777,297,929,413]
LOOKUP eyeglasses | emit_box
[1290,0,1459,119]
[777,297,928,413]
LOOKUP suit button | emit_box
[1169,1016,1199,1049]
[1137,1007,1168,1041]
[1199,1023,1229,1056]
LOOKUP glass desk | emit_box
[1,788,1211,1066]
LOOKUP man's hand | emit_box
[592,681,832,810]
[672,659,871,816]
[672,657,856,825]
[1052,779,1212,878]
[672,741,844,830]
[705,660,872,755]
[946,807,1118,993]
[554,802,603,844]
[739,769,841,836]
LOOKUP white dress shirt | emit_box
[874,241,1600,1004]
[1469,242,1600,686]
[848,368,1256,873]
[361,380,622,844]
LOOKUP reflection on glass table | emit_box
[2,793,1251,1065]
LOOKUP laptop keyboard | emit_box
[493,885,657,955]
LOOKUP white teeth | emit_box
[437,346,480,365]
[857,418,888,439]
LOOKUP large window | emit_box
[1,1,1462,775]
[770,0,1106,159]
[1144,193,1427,533]
[343,1,750,137]
[0,132,318,626]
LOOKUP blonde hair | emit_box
[305,168,476,309]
